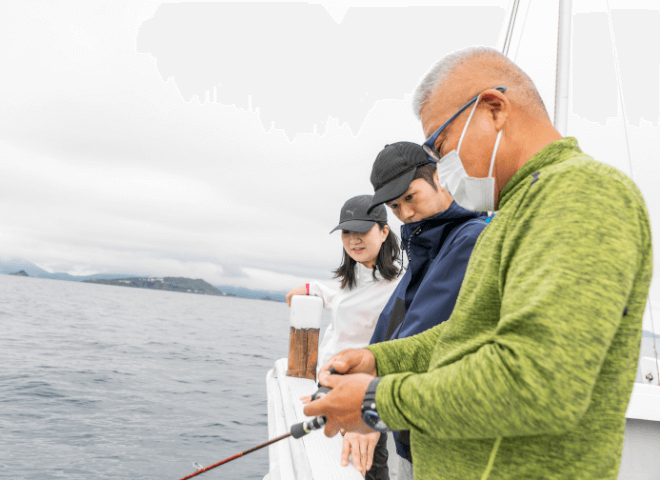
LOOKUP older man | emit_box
[305,46,653,480]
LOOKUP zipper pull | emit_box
[406,226,423,261]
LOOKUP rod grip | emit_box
[290,416,326,439]
[290,421,309,439]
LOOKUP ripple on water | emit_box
[204,422,225,428]
[0,274,290,480]
[0,373,31,382]
[61,398,101,407]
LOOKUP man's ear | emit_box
[480,88,509,130]
[433,168,442,189]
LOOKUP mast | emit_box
[554,0,572,136]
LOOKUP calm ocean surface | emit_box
[0,274,311,480]
[2,274,658,480]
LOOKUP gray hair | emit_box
[412,46,548,121]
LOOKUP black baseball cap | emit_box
[367,142,432,214]
[330,195,387,234]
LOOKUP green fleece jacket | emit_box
[366,138,653,480]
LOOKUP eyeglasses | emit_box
[422,86,507,163]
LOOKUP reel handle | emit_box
[311,365,343,400]
[290,365,344,439]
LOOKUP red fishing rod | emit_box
[177,389,331,480]
[178,432,290,480]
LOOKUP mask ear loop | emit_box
[488,129,503,178]
[457,94,482,156]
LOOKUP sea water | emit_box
[0,274,305,480]
[2,274,658,480]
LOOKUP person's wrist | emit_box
[364,348,378,376]
[361,377,389,432]
[305,283,310,295]
[362,376,382,409]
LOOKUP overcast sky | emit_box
[1,0,658,319]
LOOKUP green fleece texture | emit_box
[366,138,653,480]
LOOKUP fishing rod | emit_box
[177,406,327,480]
[177,368,340,480]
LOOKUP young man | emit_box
[344,141,488,480]
[306,46,653,480]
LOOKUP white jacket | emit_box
[310,262,401,376]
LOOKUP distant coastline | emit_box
[1,259,287,302]
[84,276,231,297]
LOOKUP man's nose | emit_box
[400,204,415,222]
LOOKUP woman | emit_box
[286,194,401,479]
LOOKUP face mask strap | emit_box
[488,129,503,178]
[457,93,481,155]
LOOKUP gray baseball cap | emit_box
[330,195,387,234]
[367,142,432,214]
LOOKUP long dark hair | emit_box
[333,222,402,290]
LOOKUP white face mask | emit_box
[435,95,503,212]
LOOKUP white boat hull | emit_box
[264,358,364,480]
[266,358,660,480]
[619,383,660,479]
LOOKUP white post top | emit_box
[290,295,323,329]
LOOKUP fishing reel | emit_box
[290,366,341,439]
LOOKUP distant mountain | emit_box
[0,259,132,282]
[84,277,228,296]
[2,258,287,303]
[215,284,287,303]
[0,259,49,277]
[10,270,29,277]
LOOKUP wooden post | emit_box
[287,296,323,380]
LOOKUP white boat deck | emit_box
[625,382,660,422]
[265,358,364,480]
[266,355,660,480]
[619,379,660,480]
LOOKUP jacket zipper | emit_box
[406,226,423,263]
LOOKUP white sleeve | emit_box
[308,281,337,309]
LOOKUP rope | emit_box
[502,0,522,56]
[605,0,660,383]
[513,0,533,62]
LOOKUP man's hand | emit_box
[341,431,381,477]
[303,372,375,437]
[318,349,377,387]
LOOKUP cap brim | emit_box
[329,219,376,234]
[367,167,417,214]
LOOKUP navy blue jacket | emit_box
[369,202,488,461]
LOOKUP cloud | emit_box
[0,0,658,298]
[136,3,505,137]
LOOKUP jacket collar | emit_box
[400,201,484,244]
[499,137,582,210]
